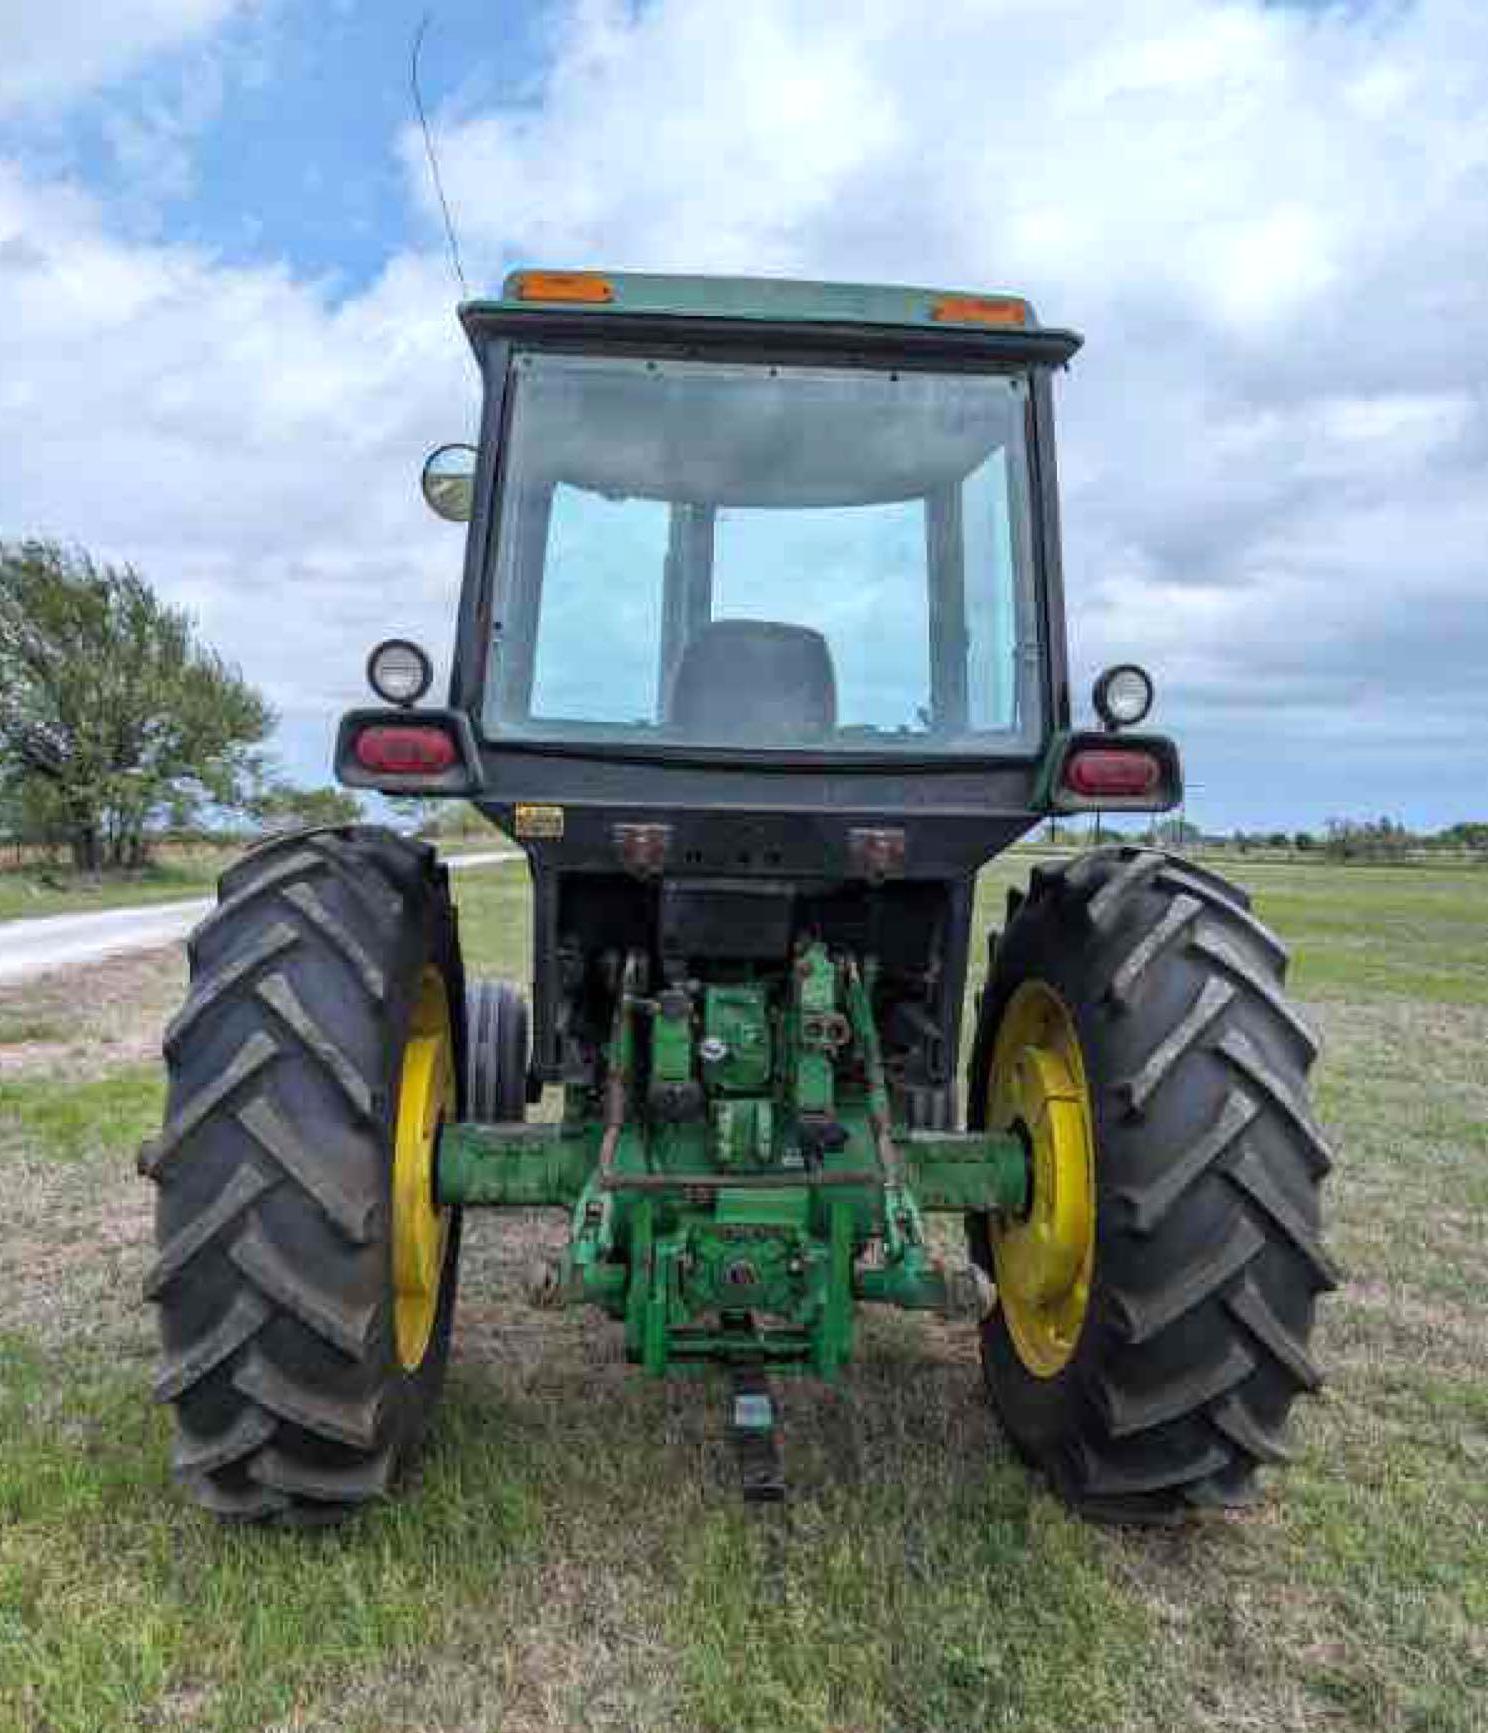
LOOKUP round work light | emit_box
[367,639,433,708]
[1092,664,1154,731]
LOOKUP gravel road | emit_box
[0,848,521,984]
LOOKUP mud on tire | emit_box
[140,825,465,1525]
[966,846,1339,1521]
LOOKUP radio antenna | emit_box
[411,10,470,299]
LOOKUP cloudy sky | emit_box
[2,0,1484,832]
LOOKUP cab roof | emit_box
[459,269,1082,364]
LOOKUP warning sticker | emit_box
[513,803,565,840]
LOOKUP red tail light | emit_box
[353,725,458,775]
[1064,747,1161,799]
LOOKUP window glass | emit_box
[528,485,668,723]
[710,501,929,732]
[963,449,1021,732]
[484,352,1042,754]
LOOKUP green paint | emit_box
[790,942,840,1122]
[435,941,1031,1376]
[651,990,694,1086]
[703,983,771,1093]
[711,1096,775,1169]
[437,1123,595,1207]
[901,1130,1029,1214]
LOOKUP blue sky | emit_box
[0,3,551,284]
[2,0,1486,833]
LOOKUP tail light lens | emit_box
[353,725,458,775]
[1064,747,1161,799]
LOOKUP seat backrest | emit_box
[665,619,838,744]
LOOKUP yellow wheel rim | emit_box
[392,965,456,1372]
[986,979,1096,1378]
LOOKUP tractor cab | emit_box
[438,270,1076,769]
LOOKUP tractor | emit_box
[142,270,1336,1523]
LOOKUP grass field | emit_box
[0,852,232,923]
[0,841,506,924]
[0,854,1483,1733]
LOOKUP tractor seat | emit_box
[666,620,838,744]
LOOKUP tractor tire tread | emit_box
[232,1346,384,1450]
[144,1160,275,1300]
[249,1445,395,1503]
[170,1405,277,1477]
[1217,1028,1334,1175]
[151,1288,271,1403]
[146,824,462,1524]
[226,1218,377,1358]
[234,1093,376,1244]
[253,971,376,1119]
[189,1476,289,1522]
[140,1031,280,1179]
[164,923,300,1057]
[1109,1088,1258,1235]
[1106,1215,1266,1344]
[972,845,1333,1523]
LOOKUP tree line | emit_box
[1042,814,1487,861]
[0,542,357,871]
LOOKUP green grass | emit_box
[0,1341,541,1733]
[0,1012,65,1046]
[447,857,532,980]
[0,859,225,923]
[0,1066,163,1163]
[1235,859,1488,1005]
[0,853,1483,1731]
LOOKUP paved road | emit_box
[0,849,521,986]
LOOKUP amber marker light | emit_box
[930,294,1028,327]
[511,271,615,304]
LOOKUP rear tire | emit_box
[966,847,1338,1520]
[465,978,529,1123]
[141,826,466,1525]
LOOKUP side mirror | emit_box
[421,443,477,523]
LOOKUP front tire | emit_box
[966,847,1338,1520]
[141,826,466,1525]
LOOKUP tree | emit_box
[254,783,362,835]
[0,541,273,871]
[1323,815,1414,862]
[1439,821,1488,851]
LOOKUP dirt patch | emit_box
[0,945,185,1080]
[0,1145,154,1354]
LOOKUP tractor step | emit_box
[728,1363,785,1503]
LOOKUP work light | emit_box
[1093,663,1154,731]
[367,638,433,707]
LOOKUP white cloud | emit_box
[391,0,1488,826]
[0,0,248,114]
[0,163,480,778]
[4,0,1488,825]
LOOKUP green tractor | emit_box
[142,269,1336,1523]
